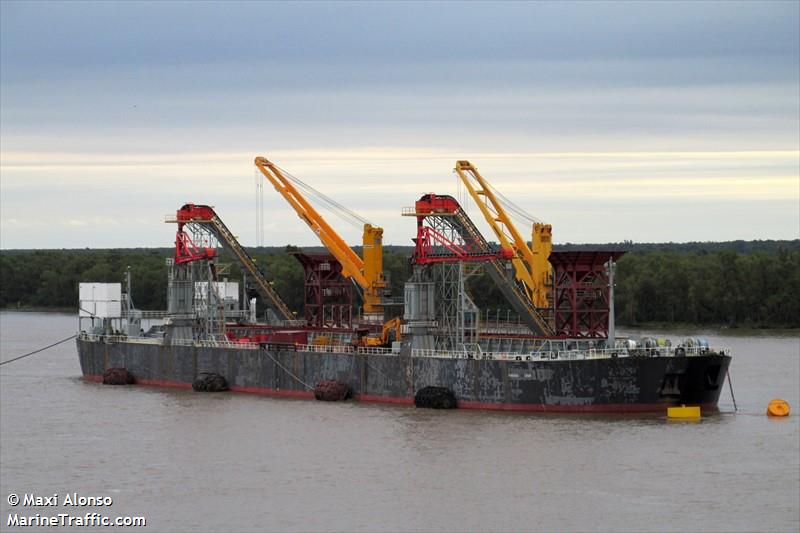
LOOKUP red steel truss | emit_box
[414,226,513,264]
[174,228,216,264]
[173,203,217,264]
[549,251,625,338]
[291,252,353,329]
[411,194,513,264]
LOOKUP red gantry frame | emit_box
[291,252,353,329]
[174,204,217,264]
[549,250,625,338]
[411,194,513,264]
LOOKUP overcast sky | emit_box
[1,1,798,249]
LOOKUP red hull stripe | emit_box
[84,375,192,390]
[82,375,714,413]
[229,385,313,399]
[353,394,415,406]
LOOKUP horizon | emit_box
[3,237,798,253]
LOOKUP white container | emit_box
[93,300,122,318]
[194,282,239,302]
[79,282,121,302]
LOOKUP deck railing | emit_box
[78,332,726,361]
[77,333,397,356]
[410,345,726,361]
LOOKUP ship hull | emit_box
[76,339,731,413]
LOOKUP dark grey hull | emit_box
[76,339,731,412]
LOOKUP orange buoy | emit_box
[767,399,790,417]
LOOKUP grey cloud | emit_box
[2,1,798,77]
[1,1,798,248]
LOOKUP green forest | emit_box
[1,240,798,328]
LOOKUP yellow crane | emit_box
[254,157,388,320]
[454,160,552,308]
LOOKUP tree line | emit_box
[1,240,798,328]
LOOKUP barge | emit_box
[75,158,732,413]
[76,334,730,412]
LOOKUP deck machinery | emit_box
[402,193,553,351]
[164,158,623,351]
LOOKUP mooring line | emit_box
[263,349,313,390]
[0,334,77,366]
[727,369,738,412]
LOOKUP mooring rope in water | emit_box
[262,349,313,390]
[0,334,77,366]
[727,369,738,412]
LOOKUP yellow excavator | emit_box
[454,160,553,309]
[254,157,398,343]
[359,316,402,347]
[314,317,400,348]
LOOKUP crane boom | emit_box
[254,157,386,316]
[454,160,551,308]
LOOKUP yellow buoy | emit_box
[667,405,701,419]
[767,399,790,417]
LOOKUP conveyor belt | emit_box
[450,206,554,336]
[183,207,294,321]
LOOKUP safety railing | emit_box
[411,348,472,359]
[78,332,399,356]
[400,321,438,333]
[78,333,726,361]
[292,344,395,356]
[120,309,252,320]
[294,343,356,354]
[77,332,259,350]
[77,333,162,345]
[411,345,727,361]
[401,206,451,217]
[410,348,539,360]
[194,339,259,350]
[277,319,308,327]
[356,346,395,355]
[122,309,170,319]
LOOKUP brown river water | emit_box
[1,312,798,532]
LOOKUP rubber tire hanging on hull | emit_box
[103,367,135,385]
[415,386,457,409]
[192,373,229,392]
[314,380,351,401]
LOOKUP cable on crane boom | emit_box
[454,166,543,228]
[273,164,371,230]
[485,181,543,225]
